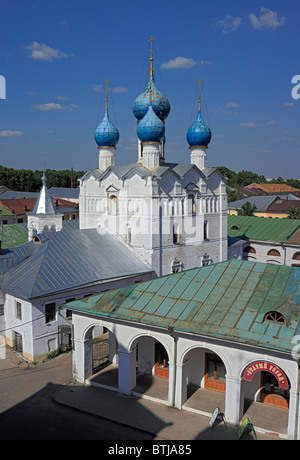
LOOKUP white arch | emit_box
[127,331,173,360]
[82,320,121,346]
[178,342,231,376]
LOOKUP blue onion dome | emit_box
[133,75,170,122]
[137,104,165,143]
[94,109,119,147]
[186,110,211,147]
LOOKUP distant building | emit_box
[227,215,300,267]
[228,195,300,218]
[0,193,79,225]
[243,183,300,198]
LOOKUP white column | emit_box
[72,338,93,384]
[225,376,243,425]
[287,389,300,440]
[174,362,187,409]
[118,348,137,395]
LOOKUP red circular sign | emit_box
[243,361,289,389]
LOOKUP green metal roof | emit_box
[66,259,300,354]
[0,224,28,249]
[0,203,13,218]
[228,215,300,243]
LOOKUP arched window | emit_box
[264,311,286,325]
[204,220,208,240]
[188,194,196,215]
[292,252,300,260]
[244,246,256,254]
[127,226,131,244]
[108,195,117,215]
[267,249,281,257]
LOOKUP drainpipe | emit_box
[168,326,177,407]
[281,243,286,266]
[58,305,74,350]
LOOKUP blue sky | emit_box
[0,0,299,178]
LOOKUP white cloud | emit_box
[69,104,80,111]
[267,120,277,125]
[0,130,23,137]
[249,8,285,30]
[218,15,242,34]
[161,56,197,69]
[226,101,240,109]
[32,102,65,111]
[279,102,294,108]
[27,91,39,96]
[24,41,73,62]
[113,86,127,93]
[239,122,260,128]
[90,84,103,93]
[199,60,212,66]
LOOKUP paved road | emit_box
[0,351,154,440]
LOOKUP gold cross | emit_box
[196,78,204,111]
[103,78,110,110]
[148,35,155,47]
[148,36,155,77]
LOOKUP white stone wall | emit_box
[240,241,300,267]
[79,165,228,276]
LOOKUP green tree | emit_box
[237,202,257,216]
[287,206,300,219]
[226,187,244,203]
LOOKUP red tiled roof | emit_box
[0,197,78,215]
[245,183,300,194]
[267,200,300,213]
[0,198,37,215]
[289,229,300,244]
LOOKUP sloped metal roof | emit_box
[228,215,300,243]
[228,195,278,211]
[81,162,217,184]
[48,187,80,199]
[66,259,300,353]
[0,229,154,300]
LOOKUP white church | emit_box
[79,49,227,276]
